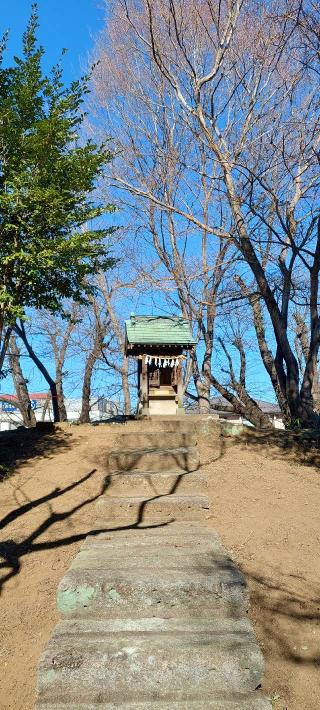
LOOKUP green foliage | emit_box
[0,4,115,323]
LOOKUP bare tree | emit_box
[12,276,134,425]
[94,0,320,427]
[298,1,320,75]
[97,271,133,415]
[37,307,78,421]
[77,295,109,423]
[93,19,236,415]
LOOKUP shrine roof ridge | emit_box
[125,314,196,346]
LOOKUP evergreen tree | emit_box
[0,4,115,370]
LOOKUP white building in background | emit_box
[0,393,118,431]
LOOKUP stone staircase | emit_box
[36,422,271,709]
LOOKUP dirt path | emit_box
[0,422,319,709]
[0,424,114,710]
[202,432,320,710]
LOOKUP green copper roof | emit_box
[125,315,196,346]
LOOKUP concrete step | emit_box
[115,432,197,450]
[82,519,221,554]
[122,418,199,432]
[69,546,235,571]
[58,561,248,619]
[107,446,199,474]
[81,525,222,550]
[108,470,207,496]
[37,618,264,704]
[95,494,209,525]
[36,698,272,710]
[36,699,272,710]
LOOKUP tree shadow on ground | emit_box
[244,566,320,669]
[0,466,176,595]
[198,426,320,470]
[0,467,105,593]
[0,424,75,482]
[0,424,206,594]
[236,428,320,468]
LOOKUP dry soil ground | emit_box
[0,421,319,710]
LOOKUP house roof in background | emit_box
[186,395,282,415]
[208,396,282,415]
[125,315,196,348]
[1,393,49,401]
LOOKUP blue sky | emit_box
[1,0,105,81]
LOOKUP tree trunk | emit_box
[48,311,77,422]
[0,325,12,376]
[121,357,131,415]
[8,336,37,428]
[56,364,68,421]
[14,321,60,422]
[97,272,133,416]
[195,378,211,413]
[294,310,320,415]
[192,352,211,413]
[209,372,272,429]
[79,350,97,423]
[79,294,108,424]
[41,392,51,421]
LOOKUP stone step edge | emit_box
[97,494,209,504]
[82,532,219,546]
[107,469,206,478]
[115,430,197,435]
[114,434,198,445]
[58,570,247,597]
[36,696,272,709]
[47,617,256,635]
[86,521,218,535]
[69,548,238,568]
[109,446,198,456]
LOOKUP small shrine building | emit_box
[125,315,196,417]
